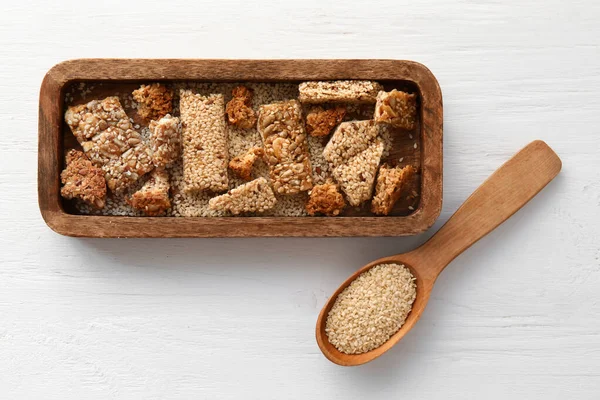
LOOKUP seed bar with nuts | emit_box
[331,138,385,207]
[257,100,313,195]
[128,168,171,216]
[149,114,181,169]
[298,80,383,104]
[371,164,416,215]
[65,96,154,193]
[208,177,277,215]
[180,90,229,193]
[374,89,417,130]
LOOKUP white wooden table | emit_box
[2,0,599,398]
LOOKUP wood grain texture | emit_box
[2,0,600,399]
[38,59,443,237]
[317,141,562,366]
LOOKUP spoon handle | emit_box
[414,140,561,278]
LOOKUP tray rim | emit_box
[38,58,443,238]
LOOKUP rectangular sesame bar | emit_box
[180,90,229,193]
[323,120,380,166]
[128,168,171,216]
[208,177,277,215]
[371,165,416,215]
[374,89,418,130]
[331,138,384,207]
[298,80,383,104]
[64,96,154,193]
[148,114,181,168]
[257,100,313,195]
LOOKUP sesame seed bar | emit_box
[257,100,313,195]
[323,120,380,166]
[298,80,384,104]
[128,168,171,216]
[208,177,277,215]
[65,97,154,193]
[60,149,107,209]
[148,114,181,168]
[374,89,417,130]
[180,90,229,193]
[331,138,385,207]
[371,164,416,215]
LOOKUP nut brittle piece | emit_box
[149,114,181,168]
[128,168,171,216]
[298,80,383,104]
[306,181,346,216]
[132,83,174,122]
[371,164,416,215]
[257,100,313,195]
[60,149,107,209]
[229,147,264,181]
[374,89,417,130]
[65,96,154,193]
[180,90,229,193]
[225,86,257,129]
[208,177,277,215]
[331,138,385,207]
[305,106,346,137]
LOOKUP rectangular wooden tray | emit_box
[38,59,442,237]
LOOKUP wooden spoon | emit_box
[316,140,562,366]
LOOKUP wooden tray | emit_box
[38,59,442,237]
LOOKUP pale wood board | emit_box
[2,0,600,398]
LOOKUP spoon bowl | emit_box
[316,140,562,366]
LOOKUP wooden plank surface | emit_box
[2,0,600,399]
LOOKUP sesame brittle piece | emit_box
[132,83,174,122]
[60,149,107,209]
[229,147,264,181]
[306,181,346,216]
[258,100,313,195]
[149,114,181,168]
[323,120,380,166]
[331,138,385,207]
[128,168,171,216]
[305,106,346,137]
[371,165,416,215]
[225,86,257,129]
[208,177,277,215]
[180,90,229,193]
[65,97,154,193]
[374,89,417,130]
[298,80,383,104]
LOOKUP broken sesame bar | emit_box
[180,90,229,193]
[374,89,417,130]
[225,86,257,129]
[65,97,154,193]
[149,114,181,168]
[60,149,107,209]
[371,164,416,215]
[306,181,346,216]
[229,147,264,181]
[257,100,313,195]
[128,168,171,216]
[331,138,385,207]
[208,177,277,215]
[132,83,174,122]
[323,120,380,166]
[298,80,383,104]
[305,106,346,137]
